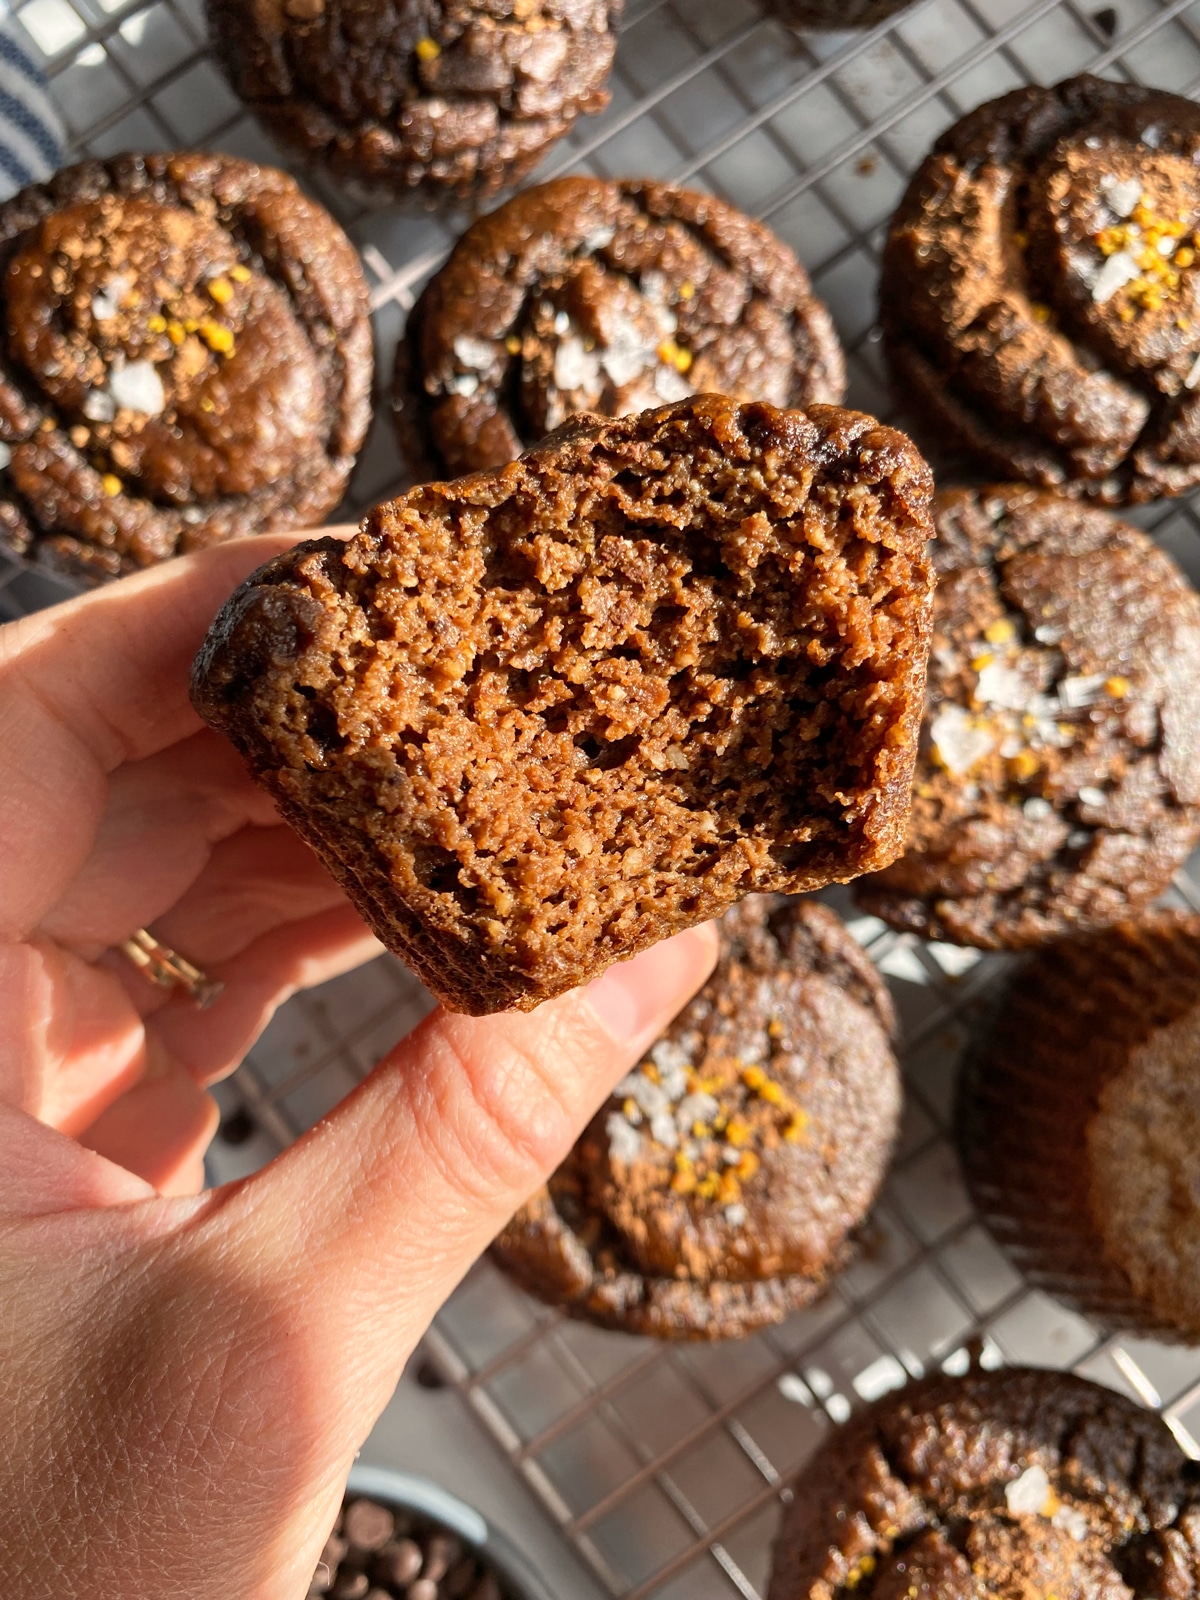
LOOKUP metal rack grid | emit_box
[11,0,1200,1595]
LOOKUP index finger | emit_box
[2,529,357,772]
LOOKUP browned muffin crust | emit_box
[768,1366,1200,1600]
[394,176,846,479]
[959,913,1200,1342]
[204,0,620,203]
[192,396,935,1015]
[0,152,372,583]
[762,0,915,26]
[492,895,900,1339]
[882,76,1200,504]
[857,486,1200,948]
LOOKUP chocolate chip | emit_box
[443,1556,479,1598]
[344,1499,395,1552]
[421,1535,459,1583]
[374,1537,423,1586]
[217,1105,256,1145]
[330,1573,369,1600]
[1091,6,1118,38]
[317,1500,510,1600]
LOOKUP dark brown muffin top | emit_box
[857,486,1200,948]
[959,912,1200,1341]
[882,76,1200,504]
[192,396,934,1014]
[205,0,620,203]
[768,1366,1200,1600]
[0,153,373,583]
[493,896,900,1339]
[395,176,845,479]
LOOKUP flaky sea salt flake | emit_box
[975,660,1029,710]
[1005,1463,1052,1517]
[649,1109,679,1150]
[1091,249,1141,304]
[91,273,132,321]
[1099,175,1142,219]
[109,359,166,418]
[606,1111,643,1165]
[930,705,995,776]
[553,335,602,395]
[1052,1504,1089,1541]
[453,335,497,371]
[1059,674,1108,709]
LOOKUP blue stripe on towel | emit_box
[0,81,61,167]
[0,135,33,191]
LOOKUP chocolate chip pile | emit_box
[310,1497,511,1600]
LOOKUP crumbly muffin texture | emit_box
[857,486,1200,948]
[395,177,845,479]
[0,153,372,582]
[883,76,1200,503]
[768,1367,1200,1600]
[1091,1005,1200,1335]
[205,0,620,202]
[492,896,900,1338]
[192,397,934,1015]
[959,912,1200,1342]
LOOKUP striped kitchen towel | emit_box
[0,10,63,199]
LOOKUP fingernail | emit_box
[585,923,719,1048]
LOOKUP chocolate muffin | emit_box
[205,0,620,204]
[0,153,373,583]
[315,1494,521,1598]
[959,913,1200,1343]
[394,177,845,479]
[192,396,935,1015]
[768,1365,1200,1600]
[856,486,1200,948]
[762,0,915,27]
[493,896,901,1339]
[882,76,1200,504]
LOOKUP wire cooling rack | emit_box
[9,0,1200,1595]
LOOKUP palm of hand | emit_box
[0,536,716,1599]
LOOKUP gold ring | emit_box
[118,928,225,1010]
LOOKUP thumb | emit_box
[194,922,717,1439]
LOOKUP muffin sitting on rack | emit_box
[395,177,845,479]
[0,152,372,583]
[205,0,622,204]
[883,75,1200,503]
[857,485,1200,948]
[768,1366,1200,1599]
[959,912,1200,1344]
[492,896,901,1339]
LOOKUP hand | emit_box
[0,536,718,1600]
